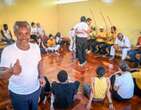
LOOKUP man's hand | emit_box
[12,59,22,75]
[39,76,46,87]
[86,103,91,110]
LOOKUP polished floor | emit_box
[0,46,141,110]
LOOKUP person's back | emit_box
[92,77,108,99]
[51,70,80,109]
[75,21,89,38]
[115,71,134,99]
[85,66,114,110]
[110,61,134,101]
[52,81,79,109]
[132,69,141,96]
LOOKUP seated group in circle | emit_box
[40,61,141,110]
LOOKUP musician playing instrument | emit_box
[110,33,131,61]
[95,27,108,55]
[105,26,117,55]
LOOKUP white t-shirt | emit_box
[0,43,41,95]
[69,29,76,38]
[31,26,38,35]
[74,22,89,38]
[115,36,131,48]
[2,30,12,39]
[37,27,44,37]
[115,71,134,99]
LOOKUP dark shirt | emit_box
[52,81,80,109]
[40,76,51,102]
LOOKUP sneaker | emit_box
[87,50,91,54]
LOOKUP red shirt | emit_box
[137,36,141,46]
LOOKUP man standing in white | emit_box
[74,16,91,66]
[0,21,46,110]
[110,33,131,61]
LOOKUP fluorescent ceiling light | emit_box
[56,0,88,4]
[4,0,15,5]
[101,0,113,4]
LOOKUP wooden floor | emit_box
[0,46,141,110]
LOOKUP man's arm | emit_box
[109,70,122,78]
[38,59,46,87]
[106,78,114,110]
[86,91,93,110]
[1,30,7,40]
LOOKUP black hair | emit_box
[96,66,105,78]
[31,22,35,26]
[111,26,117,31]
[86,18,92,22]
[55,32,61,37]
[48,34,53,38]
[3,24,8,28]
[57,70,68,82]
[80,16,86,22]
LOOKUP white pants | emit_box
[110,46,130,60]
[46,45,60,52]
[50,94,55,110]
[69,36,76,52]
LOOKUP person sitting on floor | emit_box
[83,66,114,110]
[39,76,51,104]
[128,32,141,66]
[51,70,80,110]
[110,33,131,61]
[131,68,141,97]
[95,27,107,55]
[0,24,14,44]
[36,22,45,40]
[46,34,60,54]
[110,61,134,101]
[55,32,63,45]
[105,26,117,56]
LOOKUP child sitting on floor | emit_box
[46,34,60,54]
[51,70,80,110]
[83,66,114,110]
